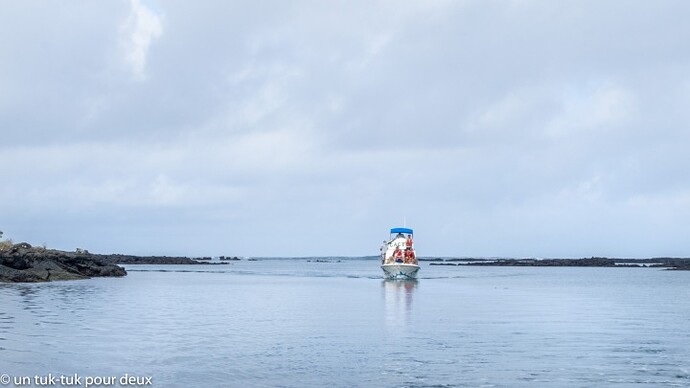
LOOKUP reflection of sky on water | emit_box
[382,280,417,333]
[2,265,690,386]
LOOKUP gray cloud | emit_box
[2,0,690,257]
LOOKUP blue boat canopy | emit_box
[390,227,413,235]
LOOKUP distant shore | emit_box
[4,244,690,283]
[0,243,232,283]
[424,257,690,270]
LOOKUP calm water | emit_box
[1,259,690,387]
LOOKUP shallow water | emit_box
[1,259,690,387]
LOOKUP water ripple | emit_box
[0,264,689,386]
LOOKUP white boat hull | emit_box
[381,263,420,280]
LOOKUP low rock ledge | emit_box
[0,243,127,283]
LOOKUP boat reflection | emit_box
[382,279,417,333]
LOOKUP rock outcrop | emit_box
[431,257,690,269]
[97,254,205,265]
[463,257,617,267]
[0,243,127,283]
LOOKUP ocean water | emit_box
[1,258,690,387]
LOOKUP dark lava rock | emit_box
[668,265,690,270]
[0,244,127,283]
[97,255,202,265]
[459,257,617,267]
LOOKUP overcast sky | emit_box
[1,1,690,257]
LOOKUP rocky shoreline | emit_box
[5,243,690,283]
[97,254,227,265]
[426,257,690,270]
[0,243,229,283]
[0,243,127,282]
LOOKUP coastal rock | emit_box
[668,265,690,270]
[0,244,126,283]
[97,255,208,265]
[459,257,617,267]
[439,256,690,270]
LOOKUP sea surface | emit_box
[1,258,690,387]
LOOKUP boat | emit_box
[380,227,420,279]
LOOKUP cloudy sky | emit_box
[1,1,690,257]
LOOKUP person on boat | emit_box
[393,247,403,263]
[404,248,413,264]
[410,249,417,265]
[381,241,388,264]
[405,235,413,248]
